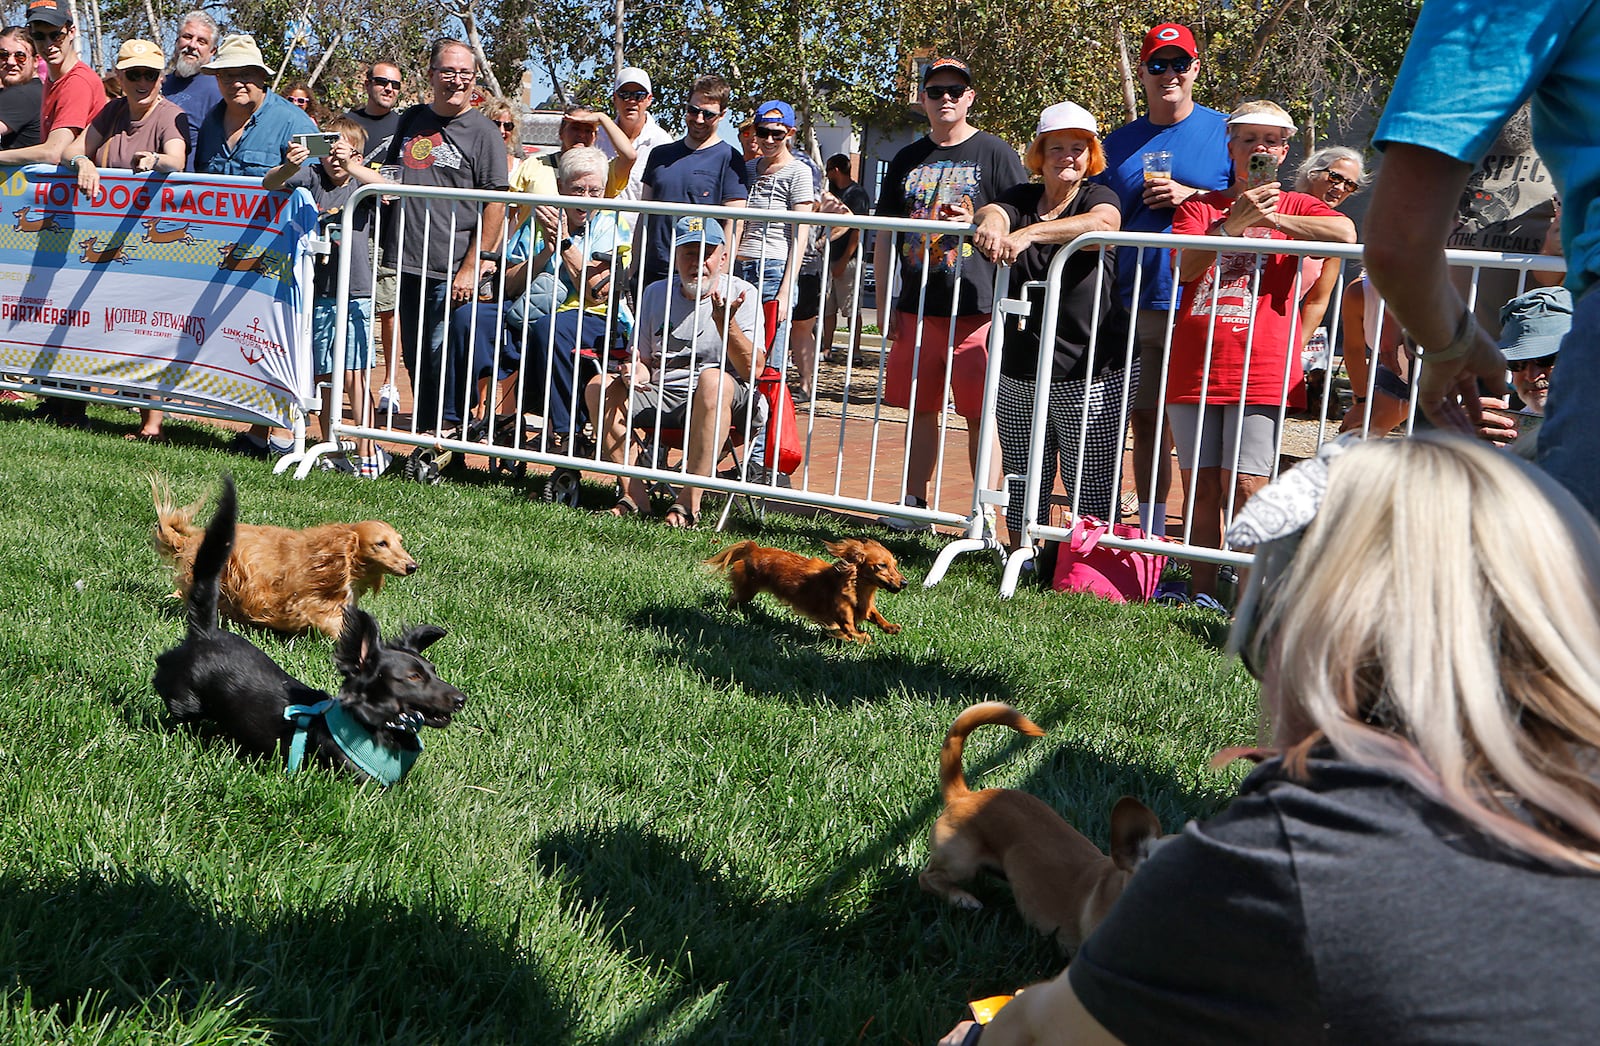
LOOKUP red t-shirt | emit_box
[41,60,106,137]
[1167,190,1342,408]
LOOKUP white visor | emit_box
[1228,111,1297,132]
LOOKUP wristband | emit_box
[1404,307,1477,363]
[67,154,89,167]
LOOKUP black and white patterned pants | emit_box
[996,360,1137,537]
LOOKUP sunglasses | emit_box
[684,103,721,122]
[614,88,648,101]
[289,96,310,107]
[495,120,517,131]
[123,67,159,82]
[0,50,30,62]
[1317,169,1360,192]
[1143,55,1195,75]
[923,83,969,101]
[753,126,788,140]
[369,75,401,90]
[1508,354,1558,372]
[29,26,69,43]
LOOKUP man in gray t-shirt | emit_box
[586,215,765,527]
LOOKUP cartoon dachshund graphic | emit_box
[141,218,198,245]
[218,243,270,274]
[14,207,66,233]
[78,237,135,264]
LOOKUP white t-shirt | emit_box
[598,113,673,200]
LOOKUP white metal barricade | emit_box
[312,180,1013,539]
[916,229,1565,597]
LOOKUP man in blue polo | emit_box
[1098,22,1231,537]
[161,10,219,163]
[1364,0,1600,519]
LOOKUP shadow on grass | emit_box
[630,598,1016,707]
[0,868,568,1043]
[534,741,1229,1043]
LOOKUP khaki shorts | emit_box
[1133,308,1177,411]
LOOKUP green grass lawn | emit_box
[0,402,1259,1044]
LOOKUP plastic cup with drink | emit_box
[1141,151,1173,183]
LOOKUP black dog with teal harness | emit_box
[154,476,467,787]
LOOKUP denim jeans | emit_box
[396,272,454,429]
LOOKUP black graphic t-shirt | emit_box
[382,104,510,279]
[875,130,1026,315]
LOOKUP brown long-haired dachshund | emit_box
[150,477,417,637]
[704,537,906,643]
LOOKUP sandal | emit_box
[124,431,167,444]
[661,502,698,529]
[607,496,642,518]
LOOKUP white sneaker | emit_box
[267,434,296,456]
[377,383,400,414]
[878,495,932,532]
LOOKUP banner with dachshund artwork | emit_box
[0,165,317,427]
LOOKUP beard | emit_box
[173,54,202,78]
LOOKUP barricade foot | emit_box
[999,546,1038,599]
[924,538,997,588]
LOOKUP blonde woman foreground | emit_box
[942,432,1600,1044]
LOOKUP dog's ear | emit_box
[825,539,864,562]
[392,624,446,652]
[334,606,383,677]
[1108,796,1165,873]
[832,560,856,577]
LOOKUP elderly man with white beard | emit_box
[160,10,219,164]
[584,215,765,528]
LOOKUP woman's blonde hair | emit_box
[1024,128,1107,179]
[1242,433,1600,869]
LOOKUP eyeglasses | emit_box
[614,88,648,101]
[562,186,606,198]
[432,68,475,83]
[923,84,969,101]
[0,50,30,62]
[753,126,787,140]
[369,76,401,90]
[124,67,159,82]
[1316,169,1360,193]
[1508,354,1558,372]
[28,26,69,44]
[684,103,721,122]
[495,120,517,131]
[288,95,310,107]
[1143,55,1195,75]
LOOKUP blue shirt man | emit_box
[161,12,222,165]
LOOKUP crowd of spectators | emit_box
[2,13,1566,536]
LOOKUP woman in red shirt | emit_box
[1166,100,1355,598]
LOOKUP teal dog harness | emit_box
[283,699,421,786]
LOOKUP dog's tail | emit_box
[185,475,237,639]
[149,473,206,563]
[939,701,1045,804]
[703,541,758,573]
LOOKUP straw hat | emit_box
[202,34,269,76]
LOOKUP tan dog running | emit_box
[704,537,906,643]
[920,701,1164,952]
[151,477,418,637]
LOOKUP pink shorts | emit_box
[884,312,991,417]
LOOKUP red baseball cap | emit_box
[1140,23,1199,64]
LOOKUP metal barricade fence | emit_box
[314,180,1012,537]
[918,230,1564,597]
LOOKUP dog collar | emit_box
[283,700,420,787]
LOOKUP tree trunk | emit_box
[527,4,567,106]
[1115,24,1138,122]
[144,0,165,49]
[306,32,343,88]
[452,3,503,99]
[612,0,625,86]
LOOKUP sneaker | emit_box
[228,430,270,458]
[377,383,400,414]
[267,434,296,456]
[878,495,932,532]
[327,454,359,475]
[358,447,392,480]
